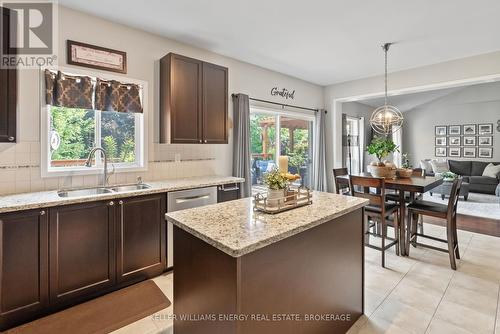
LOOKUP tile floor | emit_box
[117,223,500,334]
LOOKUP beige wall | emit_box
[0,6,324,195]
[324,50,500,191]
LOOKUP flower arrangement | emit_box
[263,167,289,190]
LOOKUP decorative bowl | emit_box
[396,168,413,178]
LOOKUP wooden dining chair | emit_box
[349,175,400,267]
[333,168,350,195]
[386,168,425,232]
[406,178,462,270]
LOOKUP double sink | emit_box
[57,183,152,198]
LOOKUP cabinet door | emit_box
[169,54,203,143]
[116,194,166,285]
[202,62,228,144]
[0,8,17,143]
[0,209,48,330]
[49,201,115,305]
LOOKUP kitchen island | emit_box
[165,191,368,334]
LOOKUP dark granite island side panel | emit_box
[173,208,364,334]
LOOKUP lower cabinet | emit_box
[0,193,167,330]
[49,200,116,305]
[0,209,48,330]
[116,194,166,285]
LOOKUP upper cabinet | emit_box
[0,7,17,143]
[160,53,228,144]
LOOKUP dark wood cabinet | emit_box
[160,53,228,144]
[49,201,116,305]
[0,192,170,330]
[202,62,228,144]
[116,194,166,285]
[0,7,17,143]
[217,183,240,203]
[0,209,48,330]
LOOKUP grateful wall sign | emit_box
[271,87,295,100]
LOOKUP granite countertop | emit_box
[166,192,369,257]
[0,175,244,214]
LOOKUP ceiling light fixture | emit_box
[370,43,403,135]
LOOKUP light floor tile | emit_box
[434,300,495,334]
[370,299,433,334]
[425,317,474,334]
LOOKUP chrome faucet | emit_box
[85,147,114,186]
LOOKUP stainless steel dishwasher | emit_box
[166,186,217,269]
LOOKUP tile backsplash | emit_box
[0,141,221,196]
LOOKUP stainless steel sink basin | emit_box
[110,184,152,192]
[58,187,114,198]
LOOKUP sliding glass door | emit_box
[250,107,314,193]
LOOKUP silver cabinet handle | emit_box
[8,136,15,142]
[175,194,210,204]
[219,184,240,192]
[40,210,46,216]
[118,200,123,205]
[204,140,207,143]
[199,139,202,143]
[109,201,114,206]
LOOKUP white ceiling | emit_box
[59,0,500,86]
[357,86,464,112]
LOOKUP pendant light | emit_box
[370,43,403,135]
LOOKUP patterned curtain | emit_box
[95,79,143,113]
[44,70,143,113]
[45,70,94,109]
[44,70,56,105]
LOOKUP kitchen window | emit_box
[41,69,147,177]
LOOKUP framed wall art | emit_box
[448,147,461,157]
[463,147,476,158]
[435,137,447,146]
[478,136,493,146]
[67,40,127,74]
[435,126,447,136]
[448,136,460,146]
[463,124,476,135]
[435,147,446,157]
[478,123,493,135]
[478,147,493,158]
[448,125,461,135]
[463,136,476,146]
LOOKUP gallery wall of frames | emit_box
[435,123,494,159]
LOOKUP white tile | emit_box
[15,152,31,165]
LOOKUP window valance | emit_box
[95,79,143,113]
[44,69,143,113]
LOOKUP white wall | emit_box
[324,50,500,191]
[0,6,324,195]
[403,82,500,165]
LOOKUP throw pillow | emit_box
[430,160,449,174]
[420,160,433,173]
[482,163,500,178]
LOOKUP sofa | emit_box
[447,160,500,195]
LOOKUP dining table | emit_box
[336,173,443,256]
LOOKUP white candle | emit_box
[279,156,288,173]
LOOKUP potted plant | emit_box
[397,153,414,178]
[263,167,289,206]
[442,171,457,182]
[366,136,399,178]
